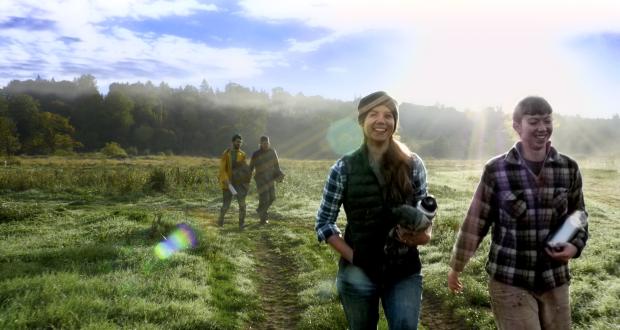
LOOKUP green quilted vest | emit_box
[342,146,422,281]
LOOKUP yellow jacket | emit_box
[219,148,248,190]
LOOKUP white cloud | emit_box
[0,0,282,90]
[287,34,341,53]
[239,0,620,117]
[238,0,620,36]
[326,66,347,73]
[238,0,411,33]
[0,0,217,23]
[1,0,619,117]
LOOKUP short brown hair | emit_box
[513,96,553,122]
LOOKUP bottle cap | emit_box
[417,195,437,218]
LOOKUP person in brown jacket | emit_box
[249,136,284,224]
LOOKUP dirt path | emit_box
[250,232,464,330]
[195,208,464,329]
[250,231,303,330]
[420,293,465,330]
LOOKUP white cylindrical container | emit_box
[547,210,587,248]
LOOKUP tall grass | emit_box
[0,156,216,197]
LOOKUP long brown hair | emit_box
[362,134,413,204]
[382,137,413,204]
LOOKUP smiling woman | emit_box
[315,90,432,329]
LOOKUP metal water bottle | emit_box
[547,210,587,249]
[416,195,437,222]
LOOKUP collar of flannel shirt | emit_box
[505,141,561,166]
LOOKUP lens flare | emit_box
[154,223,198,260]
[326,117,362,155]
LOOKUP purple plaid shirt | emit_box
[449,142,588,291]
[315,153,428,243]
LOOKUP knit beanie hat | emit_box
[357,91,398,127]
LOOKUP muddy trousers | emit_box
[218,189,246,228]
[489,279,571,330]
[256,182,275,223]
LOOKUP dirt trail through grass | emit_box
[250,231,303,329]
[420,293,465,330]
[247,224,464,330]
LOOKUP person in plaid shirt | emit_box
[315,91,431,330]
[448,96,588,329]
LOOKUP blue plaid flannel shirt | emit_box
[315,154,428,243]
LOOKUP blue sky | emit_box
[0,0,619,118]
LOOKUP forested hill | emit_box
[1,75,619,159]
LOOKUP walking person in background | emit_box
[218,133,250,230]
[447,96,588,329]
[249,135,284,225]
[315,91,433,329]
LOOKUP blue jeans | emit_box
[336,262,423,330]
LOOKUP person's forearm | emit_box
[326,235,353,263]
[397,225,432,246]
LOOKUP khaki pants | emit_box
[489,279,571,330]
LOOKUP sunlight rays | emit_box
[466,109,512,160]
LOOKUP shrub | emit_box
[144,168,169,193]
[52,149,75,157]
[101,142,128,159]
[126,146,138,156]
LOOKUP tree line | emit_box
[1,74,619,160]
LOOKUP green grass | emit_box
[0,195,260,329]
[0,155,618,329]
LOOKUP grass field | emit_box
[0,155,618,329]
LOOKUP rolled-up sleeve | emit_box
[315,160,346,243]
[449,166,495,272]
